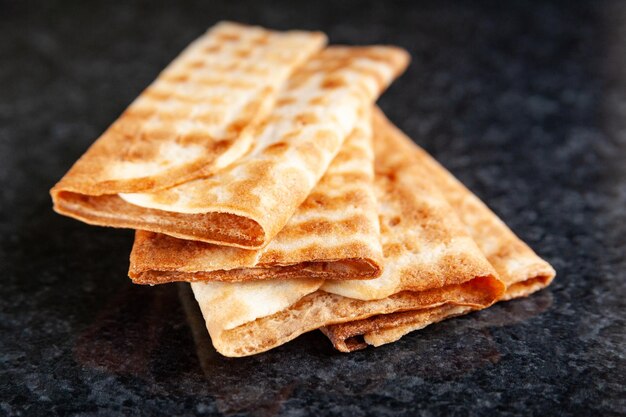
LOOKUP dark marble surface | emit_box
[1,1,625,416]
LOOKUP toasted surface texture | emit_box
[324,305,473,352]
[196,278,501,357]
[51,22,326,196]
[130,107,383,283]
[191,107,504,357]
[321,108,556,351]
[54,46,410,249]
[372,107,555,296]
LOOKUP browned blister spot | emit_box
[215,32,240,42]
[181,135,233,158]
[276,97,297,107]
[294,113,320,125]
[252,34,270,45]
[383,242,406,258]
[262,142,290,156]
[321,75,347,89]
[309,96,328,106]
[176,131,212,146]
[244,160,275,181]
[235,49,252,58]
[388,216,401,227]
[163,73,190,83]
[143,88,170,101]
[257,248,288,263]
[187,60,205,69]
[203,44,222,53]
[122,106,157,121]
[142,126,176,143]
[226,119,249,136]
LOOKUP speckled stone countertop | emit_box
[1,1,624,416]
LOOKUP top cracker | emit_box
[52,22,326,196]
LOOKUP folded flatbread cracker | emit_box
[51,22,326,196]
[129,107,383,283]
[53,46,409,249]
[322,108,556,351]
[190,108,505,357]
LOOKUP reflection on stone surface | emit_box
[468,290,553,329]
[73,283,203,393]
[176,284,553,415]
[69,281,554,416]
[74,284,167,376]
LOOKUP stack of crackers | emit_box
[51,22,555,357]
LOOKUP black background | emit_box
[1,1,625,416]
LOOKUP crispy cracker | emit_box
[321,108,556,351]
[53,46,410,249]
[129,107,383,283]
[190,108,504,357]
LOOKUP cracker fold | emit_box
[321,108,556,351]
[129,107,383,283]
[190,108,505,357]
[53,46,409,249]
